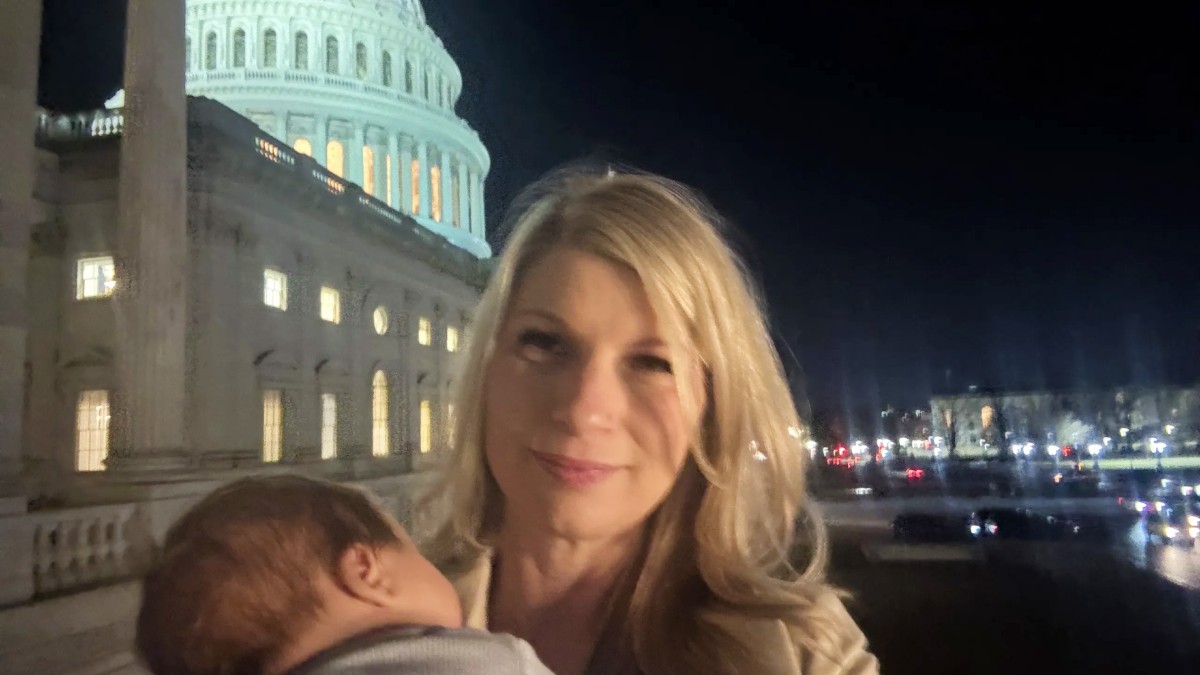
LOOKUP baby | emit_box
[135,474,552,675]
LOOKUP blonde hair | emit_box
[424,167,837,673]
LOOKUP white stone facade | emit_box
[0,1,490,672]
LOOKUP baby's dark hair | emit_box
[135,475,402,675]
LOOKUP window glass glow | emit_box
[319,286,341,323]
[373,306,389,335]
[372,371,389,457]
[293,137,312,156]
[418,317,432,346]
[326,140,345,177]
[430,164,442,221]
[76,256,116,299]
[420,399,432,453]
[446,325,459,352]
[363,145,375,195]
[262,390,282,462]
[263,268,288,310]
[75,390,110,472]
[410,158,420,214]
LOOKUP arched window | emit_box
[362,146,375,196]
[185,36,192,71]
[263,29,277,68]
[372,371,389,457]
[294,32,308,70]
[293,138,312,156]
[204,31,217,70]
[325,36,339,74]
[326,140,345,177]
[430,164,442,222]
[356,42,368,80]
[232,29,246,67]
[382,51,393,87]
[404,60,414,93]
[410,158,420,214]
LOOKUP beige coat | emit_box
[448,550,880,675]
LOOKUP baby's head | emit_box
[136,475,462,675]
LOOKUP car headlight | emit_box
[1134,500,1147,512]
[1164,526,1179,539]
[1189,515,1200,527]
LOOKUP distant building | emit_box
[930,385,1200,458]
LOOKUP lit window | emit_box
[325,36,339,74]
[410,158,420,214]
[76,256,116,299]
[372,371,389,457]
[981,406,995,429]
[404,60,414,93]
[385,154,393,206]
[205,31,217,70]
[382,51,393,86]
[373,306,389,335]
[418,317,431,346]
[356,42,368,80]
[446,403,456,445]
[320,286,341,323]
[446,326,459,353]
[263,29,277,67]
[294,32,308,70]
[326,140,344,177]
[420,399,432,454]
[75,390,110,472]
[321,393,337,459]
[263,268,288,310]
[263,389,282,462]
[233,29,246,67]
[293,137,312,156]
[363,145,375,195]
[430,164,442,221]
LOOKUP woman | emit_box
[422,168,878,675]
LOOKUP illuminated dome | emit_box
[184,0,491,257]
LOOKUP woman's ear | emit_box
[334,543,398,607]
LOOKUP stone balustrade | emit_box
[27,502,143,597]
[35,108,124,143]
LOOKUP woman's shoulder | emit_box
[704,589,879,675]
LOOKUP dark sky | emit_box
[39,1,1200,413]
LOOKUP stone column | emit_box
[374,142,386,201]
[456,158,469,229]
[109,0,191,473]
[472,175,486,237]
[387,132,400,209]
[439,149,452,225]
[0,0,42,510]
[0,0,41,607]
[417,141,430,218]
[399,138,413,215]
[349,124,364,186]
[313,114,327,165]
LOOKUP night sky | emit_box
[38,1,1200,416]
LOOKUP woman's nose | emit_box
[551,357,623,434]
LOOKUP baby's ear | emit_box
[334,543,396,607]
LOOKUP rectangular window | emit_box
[418,317,432,346]
[430,165,442,222]
[386,154,394,206]
[76,256,116,300]
[264,268,288,310]
[372,372,389,457]
[446,326,459,353]
[75,390,110,472]
[410,158,420,215]
[363,146,375,196]
[321,393,338,459]
[446,403,456,446]
[263,389,283,462]
[420,399,432,454]
[320,286,341,323]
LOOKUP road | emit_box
[825,515,1200,674]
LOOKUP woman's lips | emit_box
[531,451,620,489]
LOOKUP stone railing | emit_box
[26,502,144,597]
[35,108,124,143]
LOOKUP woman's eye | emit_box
[517,329,563,357]
[632,355,673,374]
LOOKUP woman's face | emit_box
[484,247,703,542]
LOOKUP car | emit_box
[1143,508,1198,548]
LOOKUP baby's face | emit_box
[375,523,464,629]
